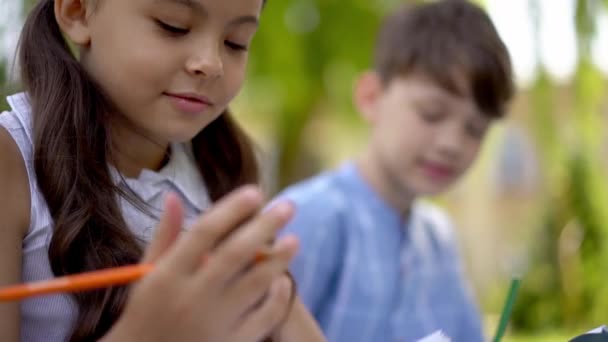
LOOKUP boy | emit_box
[276,1,514,341]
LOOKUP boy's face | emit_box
[356,71,492,197]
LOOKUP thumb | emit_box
[143,192,184,263]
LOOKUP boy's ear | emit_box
[354,71,383,123]
[54,0,92,46]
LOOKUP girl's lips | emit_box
[164,92,212,114]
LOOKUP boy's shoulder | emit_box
[277,166,351,212]
[273,166,362,235]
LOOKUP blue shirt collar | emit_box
[336,161,410,230]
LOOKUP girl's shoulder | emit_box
[0,120,30,237]
[0,93,34,148]
[0,92,35,237]
[0,95,33,340]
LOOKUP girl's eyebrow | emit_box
[156,0,259,27]
[156,0,205,14]
[229,15,259,28]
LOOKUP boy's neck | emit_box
[356,150,415,218]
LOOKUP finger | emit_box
[162,185,264,273]
[202,200,295,284]
[268,295,327,342]
[142,192,184,263]
[223,236,299,312]
[231,275,293,342]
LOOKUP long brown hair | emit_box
[18,1,287,341]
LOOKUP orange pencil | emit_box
[0,250,269,302]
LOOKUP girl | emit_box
[0,0,325,341]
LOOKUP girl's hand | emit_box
[102,186,299,342]
[271,295,327,342]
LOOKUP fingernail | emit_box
[241,186,262,201]
[164,192,177,203]
[277,235,299,252]
[274,201,294,216]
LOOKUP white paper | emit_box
[416,330,451,342]
[585,325,608,334]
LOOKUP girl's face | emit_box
[74,0,263,145]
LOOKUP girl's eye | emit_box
[225,41,248,51]
[156,20,189,35]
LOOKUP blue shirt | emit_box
[277,162,485,342]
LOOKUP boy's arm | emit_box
[446,239,485,342]
[276,194,343,317]
[456,276,486,342]
[424,204,485,342]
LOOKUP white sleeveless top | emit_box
[0,93,212,342]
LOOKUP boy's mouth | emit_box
[419,160,456,181]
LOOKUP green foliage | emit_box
[242,0,388,188]
[511,0,608,332]
[0,60,8,111]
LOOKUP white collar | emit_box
[109,142,211,212]
[7,92,210,211]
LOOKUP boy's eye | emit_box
[465,121,488,139]
[225,41,248,51]
[156,20,189,35]
[419,110,444,123]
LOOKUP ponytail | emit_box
[19,2,142,340]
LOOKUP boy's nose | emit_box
[435,126,464,160]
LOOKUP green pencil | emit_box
[493,277,521,342]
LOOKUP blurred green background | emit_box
[2,0,608,340]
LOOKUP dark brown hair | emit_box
[374,0,514,118]
[18,1,286,341]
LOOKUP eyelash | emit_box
[419,110,444,123]
[466,122,487,139]
[156,20,189,35]
[225,41,248,51]
[155,20,248,51]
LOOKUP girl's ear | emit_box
[354,71,384,124]
[54,0,93,46]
